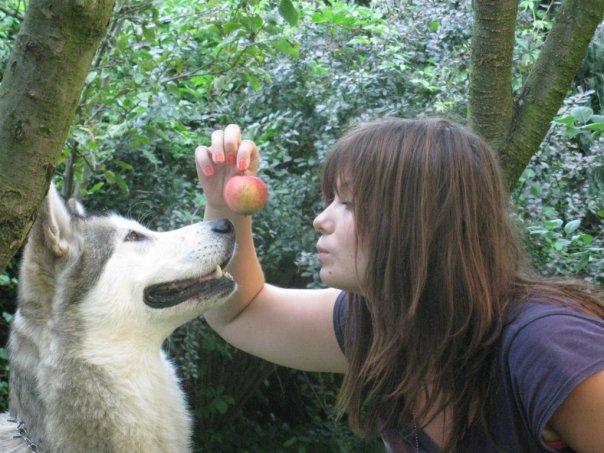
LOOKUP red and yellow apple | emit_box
[223,175,268,215]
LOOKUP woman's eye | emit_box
[124,230,147,242]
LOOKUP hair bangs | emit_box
[321,138,356,204]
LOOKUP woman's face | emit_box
[313,186,369,294]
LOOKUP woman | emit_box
[195,118,604,452]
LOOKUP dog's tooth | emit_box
[214,265,223,278]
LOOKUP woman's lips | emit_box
[316,246,329,261]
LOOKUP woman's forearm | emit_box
[202,205,266,327]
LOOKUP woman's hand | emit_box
[195,124,260,212]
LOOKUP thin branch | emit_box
[501,0,604,188]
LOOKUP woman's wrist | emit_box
[204,203,241,221]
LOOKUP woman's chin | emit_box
[319,270,356,293]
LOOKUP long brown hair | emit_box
[322,117,603,451]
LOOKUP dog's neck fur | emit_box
[8,243,192,452]
[10,307,192,453]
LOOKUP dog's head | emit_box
[19,184,237,344]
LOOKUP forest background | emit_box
[0,0,602,451]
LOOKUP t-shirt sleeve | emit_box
[332,291,349,353]
[508,311,604,448]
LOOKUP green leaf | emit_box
[114,160,134,171]
[553,115,575,127]
[271,39,300,58]
[117,33,129,52]
[190,75,213,87]
[244,72,261,91]
[283,437,297,447]
[544,219,563,230]
[569,106,593,124]
[88,182,104,194]
[579,234,593,245]
[581,122,604,132]
[553,239,570,251]
[0,274,11,286]
[428,20,440,31]
[278,0,299,27]
[85,71,98,84]
[113,173,129,193]
[143,26,156,42]
[250,14,264,32]
[563,127,582,138]
[543,207,558,219]
[563,219,581,235]
[105,170,129,193]
[528,227,548,235]
[213,399,228,414]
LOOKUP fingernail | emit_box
[227,154,236,165]
[204,165,214,176]
[237,160,247,170]
[215,153,225,163]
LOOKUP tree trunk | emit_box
[0,0,115,273]
[469,0,604,190]
[468,0,517,154]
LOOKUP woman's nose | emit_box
[313,209,329,233]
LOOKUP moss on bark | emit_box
[0,0,115,272]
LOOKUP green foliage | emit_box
[514,87,604,284]
[0,0,602,450]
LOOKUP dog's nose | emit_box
[210,219,234,235]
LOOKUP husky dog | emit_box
[0,184,236,452]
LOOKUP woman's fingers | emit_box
[210,130,225,163]
[195,145,214,177]
[237,139,257,172]
[203,125,258,174]
[224,124,242,165]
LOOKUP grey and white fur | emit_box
[0,184,236,452]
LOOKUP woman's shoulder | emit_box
[498,299,604,449]
[501,298,603,353]
[502,298,603,338]
[500,298,604,380]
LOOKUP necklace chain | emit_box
[8,417,42,452]
[412,411,419,453]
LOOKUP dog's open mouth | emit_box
[143,265,234,309]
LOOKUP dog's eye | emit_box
[124,230,147,242]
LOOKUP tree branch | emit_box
[0,0,115,273]
[502,0,604,188]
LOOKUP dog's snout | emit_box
[210,219,234,235]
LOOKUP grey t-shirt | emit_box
[333,292,604,452]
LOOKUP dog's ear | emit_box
[67,197,87,220]
[38,183,84,257]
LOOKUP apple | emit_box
[223,175,268,215]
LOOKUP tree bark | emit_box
[469,0,604,190]
[468,0,517,154]
[0,0,115,273]
[501,0,604,188]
